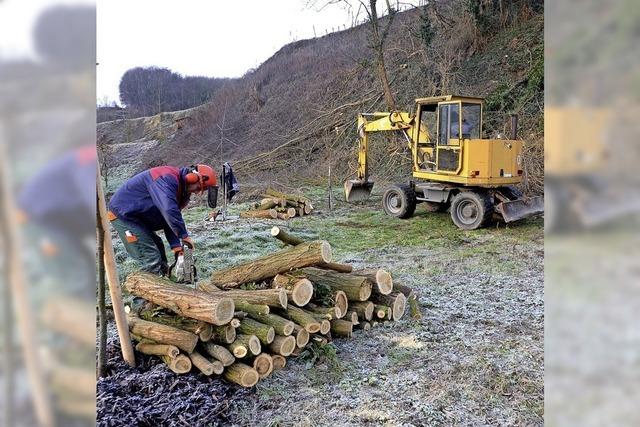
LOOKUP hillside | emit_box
[97,5,543,195]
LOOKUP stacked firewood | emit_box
[240,189,314,220]
[123,228,418,387]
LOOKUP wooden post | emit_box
[0,136,55,427]
[96,196,107,377]
[96,167,136,367]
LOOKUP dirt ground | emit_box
[98,187,544,426]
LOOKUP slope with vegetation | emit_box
[98,1,543,195]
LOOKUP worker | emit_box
[16,144,97,296]
[450,112,473,138]
[108,164,217,276]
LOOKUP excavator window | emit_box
[461,103,481,139]
[439,104,459,145]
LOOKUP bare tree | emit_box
[310,0,403,110]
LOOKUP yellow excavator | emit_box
[344,95,544,230]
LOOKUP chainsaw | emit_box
[169,245,197,284]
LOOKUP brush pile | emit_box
[123,227,418,387]
[240,189,314,220]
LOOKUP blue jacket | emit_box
[109,166,191,249]
[18,145,97,236]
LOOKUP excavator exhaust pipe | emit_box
[496,196,544,223]
[344,179,374,202]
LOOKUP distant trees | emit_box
[118,67,227,117]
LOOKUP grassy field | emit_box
[109,186,544,426]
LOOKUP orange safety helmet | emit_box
[185,164,218,193]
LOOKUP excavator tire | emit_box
[450,190,493,230]
[382,184,416,219]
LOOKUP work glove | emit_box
[182,236,194,250]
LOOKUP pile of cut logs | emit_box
[240,189,314,220]
[123,227,418,387]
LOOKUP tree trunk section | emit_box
[268,335,296,356]
[138,311,213,342]
[125,271,235,325]
[372,292,406,321]
[394,283,421,319]
[224,363,259,387]
[292,324,310,348]
[234,301,270,316]
[247,312,294,336]
[345,311,359,325]
[316,262,353,273]
[199,287,288,310]
[128,316,198,353]
[202,342,235,367]
[350,301,374,321]
[270,226,305,245]
[354,268,393,295]
[135,342,179,358]
[161,353,192,374]
[275,306,321,333]
[237,319,275,345]
[189,350,221,376]
[211,324,236,344]
[306,305,339,320]
[330,319,353,338]
[374,304,390,319]
[240,209,278,219]
[207,240,332,286]
[271,354,287,371]
[271,274,313,306]
[251,353,274,379]
[303,268,372,301]
[233,334,261,356]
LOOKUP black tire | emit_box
[450,191,494,230]
[382,184,417,219]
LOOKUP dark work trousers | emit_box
[110,217,169,275]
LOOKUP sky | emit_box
[96,0,355,104]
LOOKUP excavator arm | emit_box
[345,111,414,202]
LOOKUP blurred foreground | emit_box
[545,0,640,425]
[0,1,96,426]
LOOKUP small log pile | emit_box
[240,189,314,220]
[123,228,418,388]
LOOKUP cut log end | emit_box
[211,360,224,375]
[392,292,407,321]
[319,319,331,335]
[334,291,348,317]
[224,363,259,388]
[162,354,192,374]
[271,355,286,370]
[305,322,321,334]
[269,335,296,356]
[252,354,274,379]
[295,327,309,348]
[375,269,393,295]
[215,298,236,325]
[248,335,261,355]
[291,278,313,306]
[277,289,288,309]
[230,345,247,359]
[320,241,332,263]
[282,322,295,336]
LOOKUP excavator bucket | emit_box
[344,179,374,202]
[496,196,544,223]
